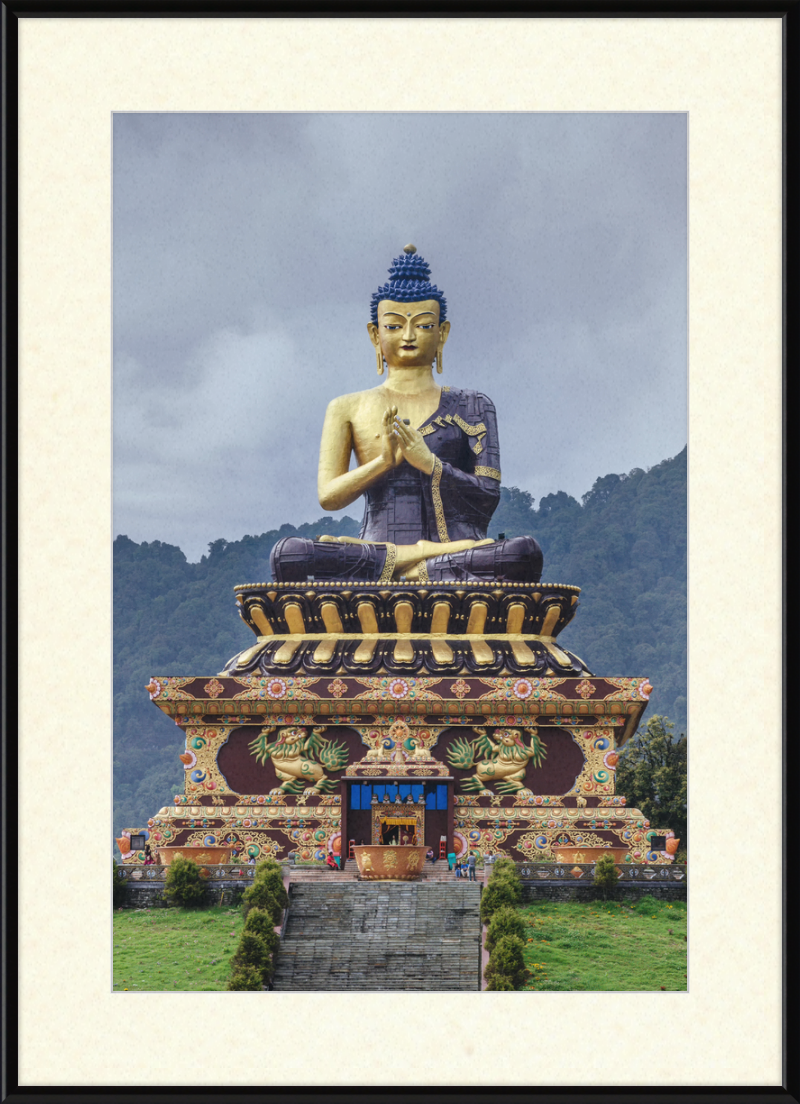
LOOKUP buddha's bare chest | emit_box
[348,391,441,454]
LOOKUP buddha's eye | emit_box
[385,324,401,330]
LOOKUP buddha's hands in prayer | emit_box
[379,406,403,469]
[392,415,436,475]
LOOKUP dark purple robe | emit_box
[270,385,542,583]
[359,386,501,545]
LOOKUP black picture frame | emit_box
[2,2,794,1101]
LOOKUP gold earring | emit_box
[436,347,443,375]
[376,346,384,376]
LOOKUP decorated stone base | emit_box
[122,662,675,868]
[222,580,592,678]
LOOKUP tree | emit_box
[485,905,526,952]
[164,855,207,907]
[485,934,527,990]
[480,861,522,923]
[593,854,620,900]
[615,714,687,850]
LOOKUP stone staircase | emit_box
[272,881,482,991]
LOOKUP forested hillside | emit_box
[114,447,686,839]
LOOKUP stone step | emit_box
[272,881,482,992]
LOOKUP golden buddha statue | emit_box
[270,246,542,584]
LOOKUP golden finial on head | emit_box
[403,243,416,254]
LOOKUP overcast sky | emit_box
[113,113,687,563]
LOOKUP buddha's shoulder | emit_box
[323,388,383,414]
[446,386,497,412]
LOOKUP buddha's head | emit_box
[368,245,450,371]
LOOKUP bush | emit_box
[112,860,126,908]
[486,905,526,952]
[229,907,280,990]
[593,854,620,900]
[491,857,519,879]
[241,878,282,924]
[485,934,526,990]
[227,964,264,991]
[253,860,288,908]
[164,856,206,907]
[485,975,516,991]
[231,931,273,975]
[243,908,280,956]
[480,862,522,923]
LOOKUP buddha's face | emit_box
[368,299,450,369]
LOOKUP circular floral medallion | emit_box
[513,678,533,700]
[266,678,287,699]
[388,678,409,700]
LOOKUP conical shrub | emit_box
[486,905,526,952]
[164,856,206,907]
[227,964,264,991]
[485,934,526,990]
[242,879,282,924]
[485,975,515,991]
[243,907,280,956]
[253,860,288,908]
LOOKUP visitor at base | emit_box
[426,848,436,863]
[326,853,338,871]
[468,852,477,881]
[143,844,154,866]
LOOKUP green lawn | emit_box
[113,906,245,992]
[519,895,687,991]
[113,894,687,993]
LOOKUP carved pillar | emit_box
[340,777,348,869]
[446,779,454,857]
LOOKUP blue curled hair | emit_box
[370,249,447,324]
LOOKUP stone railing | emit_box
[485,860,687,884]
[115,863,265,884]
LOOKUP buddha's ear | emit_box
[439,320,451,347]
[367,322,381,348]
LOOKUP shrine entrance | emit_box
[346,780,453,854]
[374,809,424,846]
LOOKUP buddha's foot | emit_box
[317,535,371,545]
[396,539,493,580]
